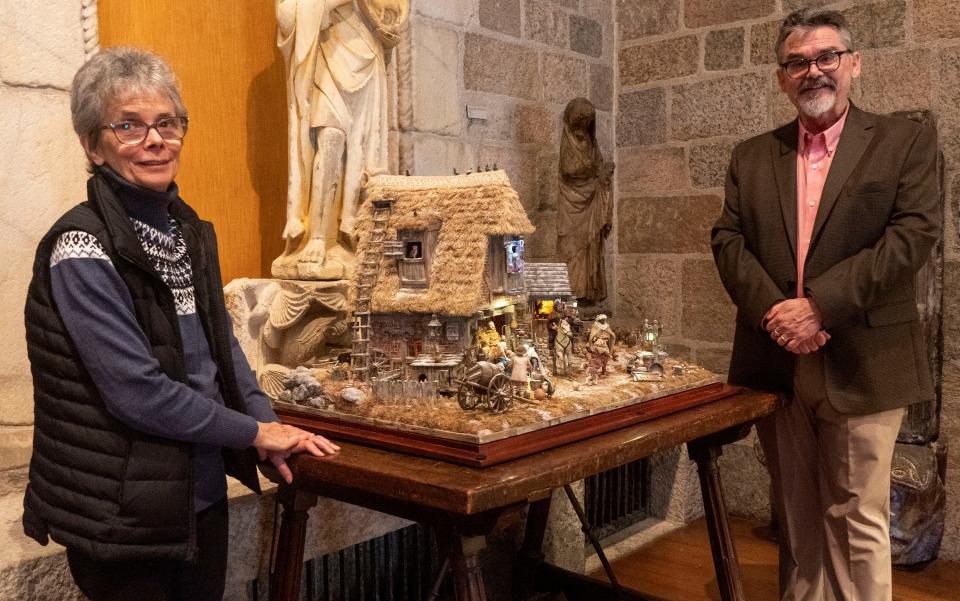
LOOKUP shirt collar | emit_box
[798,105,849,157]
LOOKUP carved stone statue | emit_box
[557,97,613,302]
[257,281,351,397]
[273,0,409,280]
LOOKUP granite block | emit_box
[620,35,698,86]
[912,0,960,39]
[617,88,667,147]
[842,0,906,50]
[689,139,738,189]
[750,19,781,66]
[681,257,736,343]
[464,33,541,100]
[617,145,687,196]
[617,0,681,40]
[705,28,744,71]
[526,0,569,48]
[479,0,522,37]
[670,74,767,141]
[618,195,720,254]
[570,15,603,57]
[542,52,588,104]
[615,254,684,333]
[684,0,775,29]
[590,62,614,111]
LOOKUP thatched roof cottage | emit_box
[354,170,535,361]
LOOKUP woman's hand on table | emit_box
[254,422,341,484]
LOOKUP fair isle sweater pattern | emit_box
[50,231,110,266]
[51,217,197,316]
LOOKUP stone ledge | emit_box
[0,469,410,600]
[585,517,686,574]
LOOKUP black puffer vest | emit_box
[22,172,261,562]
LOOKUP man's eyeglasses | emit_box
[99,117,189,145]
[779,50,853,79]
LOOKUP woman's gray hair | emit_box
[774,8,855,63]
[70,47,187,149]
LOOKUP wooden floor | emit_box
[590,517,958,601]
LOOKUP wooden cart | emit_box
[455,361,515,413]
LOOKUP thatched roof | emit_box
[356,170,535,317]
[524,263,573,299]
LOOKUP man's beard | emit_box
[797,76,838,118]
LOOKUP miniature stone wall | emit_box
[613,0,960,560]
[370,314,470,358]
[398,0,616,267]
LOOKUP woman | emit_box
[22,47,338,601]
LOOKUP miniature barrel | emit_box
[467,361,503,387]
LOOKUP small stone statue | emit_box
[557,97,614,303]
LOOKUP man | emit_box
[587,314,616,376]
[712,9,939,601]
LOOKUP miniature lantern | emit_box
[427,314,443,359]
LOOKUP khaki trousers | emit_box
[756,352,904,601]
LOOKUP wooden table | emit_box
[267,390,779,601]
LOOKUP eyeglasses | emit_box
[99,117,189,145]
[779,50,853,79]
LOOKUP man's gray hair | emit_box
[774,8,855,63]
[70,47,187,149]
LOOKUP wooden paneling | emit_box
[98,1,287,281]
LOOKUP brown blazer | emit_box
[712,104,940,414]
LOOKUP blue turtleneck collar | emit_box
[96,164,179,233]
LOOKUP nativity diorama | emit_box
[226,168,732,466]
[220,8,734,465]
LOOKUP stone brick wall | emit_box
[614,0,960,559]
[0,0,89,471]
[399,0,616,265]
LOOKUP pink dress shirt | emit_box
[795,109,849,296]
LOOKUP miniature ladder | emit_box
[351,199,394,381]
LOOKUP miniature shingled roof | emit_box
[357,170,536,317]
[523,263,573,299]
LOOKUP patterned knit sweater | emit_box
[49,167,276,511]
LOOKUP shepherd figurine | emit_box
[554,319,573,376]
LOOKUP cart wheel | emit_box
[487,373,513,413]
[457,381,481,410]
[369,348,389,376]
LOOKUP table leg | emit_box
[514,496,552,599]
[269,484,319,601]
[444,530,488,601]
[688,430,749,601]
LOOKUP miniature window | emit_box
[446,322,460,341]
[405,241,422,259]
[505,239,524,274]
[536,299,554,316]
[400,232,427,288]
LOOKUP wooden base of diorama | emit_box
[276,381,741,467]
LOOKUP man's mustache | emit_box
[799,76,836,93]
